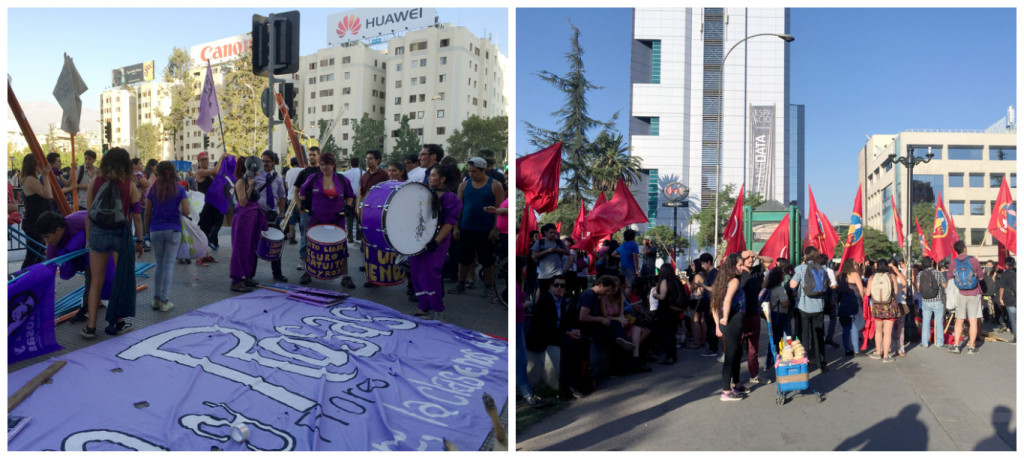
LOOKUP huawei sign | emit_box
[337,15,362,39]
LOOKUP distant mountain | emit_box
[7,100,101,136]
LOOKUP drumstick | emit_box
[256,285,290,294]
[281,197,299,231]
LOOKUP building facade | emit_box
[630,7,795,243]
[99,80,174,160]
[857,115,1016,261]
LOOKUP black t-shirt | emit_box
[294,166,319,211]
[740,265,764,315]
[579,289,600,318]
[998,269,1016,307]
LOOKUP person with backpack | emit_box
[916,257,947,349]
[83,147,145,338]
[74,150,98,210]
[868,259,904,362]
[531,223,569,296]
[997,256,1016,343]
[144,161,190,312]
[788,246,832,372]
[890,259,910,357]
[947,240,985,354]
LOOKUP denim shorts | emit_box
[89,224,129,253]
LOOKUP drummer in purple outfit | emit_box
[298,152,357,288]
[253,150,288,283]
[229,156,268,293]
[412,163,462,321]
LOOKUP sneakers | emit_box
[615,337,636,352]
[296,262,305,271]
[299,274,312,285]
[966,347,979,355]
[157,301,174,312]
[340,276,356,289]
[104,321,134,336]
[720,391,744,401]
[208,242,219,251]
[732,384,749,394]
[947,345,961,354]
[243,278,259,287]
[749,376,761,384]
[717,353,725,363]
[81,326,97,339]
[868,352,882,360]
[152,298,163,310]
[700,349,718,358]
[523,395,550,408]
[882,356,895,363]
[230,282,253,293]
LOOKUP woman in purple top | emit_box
[145,161,190,311]
[298,152,356,288]
[229,156,267,293]
[410,163,462,321]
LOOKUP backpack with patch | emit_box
[802,262,827,298]
[870,274,895,305]
[919,268,941,300]
[88,180,126,230]
[952,257,979,290]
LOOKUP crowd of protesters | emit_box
[518,227,1016,405]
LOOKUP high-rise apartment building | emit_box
[99,81,174,159]
[630,8,795,237]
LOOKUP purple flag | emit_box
[8,291,508,451]
[197,60,219,134]
[8,263,63,364]
[204,155,236,214]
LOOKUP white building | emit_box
[630,7,798,240]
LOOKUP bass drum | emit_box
[359,181,439,255]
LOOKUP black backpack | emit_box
[803,262,828,298]
[88,180,126,230]
[919,268,941,300]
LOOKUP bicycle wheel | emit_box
[494,257,508,309]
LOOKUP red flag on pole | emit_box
[891,194,905,249]
[839,185,865,271]
[575,192,606,252]
[988,176,1016,253]
[555,222,562,235]
[804,186,840,257]
[997,241,1008,270]
[571,199,587,242]
[915,216,932,259]
[582,179,649,237]
[516,142,562,214]
[722,184,746,257]
[516,205,538,258]
[930,190,959,263]
[758,213,790,268]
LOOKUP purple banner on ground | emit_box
[8,291,508,451]
[8,263,63,364]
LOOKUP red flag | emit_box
[839,185,865,271]
[555,222,562,235]
[516,205,538,258]
[722,184,746,256]
[997,241,1008,270]
[930,190,959,262]
[571,199,587,242]
[516,143,562,214]
[804,186,840,257]
[582,179,649,238]
[988,176,1016,253]
[817,206,841,259]
[758,213,790,269]
[575,192,607,253]
[891,194,905,249]
[915,216,932,259]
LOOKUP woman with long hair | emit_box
[868,259,903,362]
[229,156,267,293]
[409,163,462,321]
[19,154,54,270]
[298,152,356,288]
[144,161,190,311]
[710,253,746,401]
[82,147,145,338]
[602,276,652,372]
[652,266,683,365]
[837,260,866,356]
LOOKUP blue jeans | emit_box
[840,316,859,353]
[516,323,533,398]
[298,212,311,261]
[151,230,181,303]
[1007,306,1016,337]
[921,300,944,347]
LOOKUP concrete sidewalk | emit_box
[516,323,1016,451]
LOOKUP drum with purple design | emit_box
[256,228,285,261]
[305,225,349,280]
[359,181,438,255]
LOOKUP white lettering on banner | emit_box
[61,430,169,451]
[372,430,444,451]
[384,348,499,429]
[179,401,296,451]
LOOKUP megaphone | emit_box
[244,156,261,178]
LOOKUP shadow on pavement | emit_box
[974,405,1016,451]
[835,404,928,450]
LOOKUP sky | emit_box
[5,7,508,114]
[515,7,1017,222]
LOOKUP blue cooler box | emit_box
[776,361,809,391]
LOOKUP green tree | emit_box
[444,115,509,163]
[523,21,617,206]
[645,225,689,257]
[589,130,641,195]
[537,199,581,237]
[219,49,267,158]
[909,200,936,260]
[158,47,197,158]
[134,123,162,163]
[391,115,420,163]
[693,184,767,251]
[43,123,60,155]
[351,112,384,159]
[863,225,901,261]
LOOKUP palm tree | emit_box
[589,130,642,198]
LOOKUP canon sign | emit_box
[326,8,436,46]
[190,33,253,66]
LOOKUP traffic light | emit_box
[279,82,297,121]
[102,144,109,154]
[203,135,210,149]
[104,122,112,144]
[252,11,300,77]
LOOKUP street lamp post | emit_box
[713,32,794,259]
[889,145,934,304]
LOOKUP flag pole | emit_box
[217,112,228,157]
[69,133,78,209]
